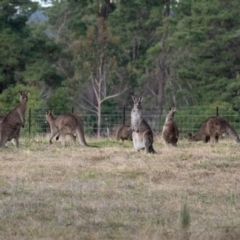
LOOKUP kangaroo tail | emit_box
[226,125,240,143]
[76,130,89,147]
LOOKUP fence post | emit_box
[123,107,125,125]
[72,106,74,114]
[216,106,219,116]
[28,108,31,137]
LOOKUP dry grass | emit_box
[0,136,240,240]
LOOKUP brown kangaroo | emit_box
[162,109,179,146]
[45,110,89,147]
[0,91,29,148]
[131,96,156,154]
[0,113,19,147]
[116,125,132,142]
[188,116,240,143]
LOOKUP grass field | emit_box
[0,136,240,240]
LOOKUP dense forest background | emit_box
[0,0,240,136]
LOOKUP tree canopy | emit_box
[0,0,240,133]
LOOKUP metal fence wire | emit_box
[5,106,240,138]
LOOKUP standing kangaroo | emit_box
[188,116,240,143]
[162,109,179,146]
[45,110,89,147]
[0,113,19,147]
[131,96,156,154]
[0,91,29,148]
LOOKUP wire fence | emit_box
[12,105,240,139]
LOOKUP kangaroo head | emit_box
[165,109,176,121]
[19,91,29,103]
[132,96,143,109]
[45,110,53,123]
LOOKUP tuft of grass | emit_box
[180,203,191,229]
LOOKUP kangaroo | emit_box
[131,96,144,133]
[0,112,19,147]
[45,110,89,147]
[0,91,29,148]
[116,125,132,142]
[131,96,156,154]
[162,109,179,146]
[188,116,240,143]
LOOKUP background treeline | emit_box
[0,0,240,137]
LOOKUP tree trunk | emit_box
[97,98,101,139]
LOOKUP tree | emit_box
[0,0,37,92]
[46,0,129,137]
[68,16,127,138]
[108,0,180,128]
[168,0,240,109]
[0,0,64,116]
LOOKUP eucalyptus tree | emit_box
[168,0,240,109]
[47,0,128,138]
[107,0,181,130]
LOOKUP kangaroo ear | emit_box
[19,91,23,95]
[46,110,53,115]
[25,91,29,95]
[139,97,143,102]
[132,96,136,101]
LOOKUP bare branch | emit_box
[81,95,98,110]
[100,87,128,104]
[70,98,98,115]
[147,85,157,97]
[92,84,99,102]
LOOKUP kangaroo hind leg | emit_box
[49,129,59,144]
[69,134,77,146]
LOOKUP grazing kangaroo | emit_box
[45,110,89,147]
[188,116,240,143]
[131,96,156,154]
[116,125,132,142]
[0,91,29,148]
[162,109,179,146]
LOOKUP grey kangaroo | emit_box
[0,91,29,147]
[0,112,19,147]
[188,116,240,143]
[131,96,156,154]
[116,125,132,142]
[45,110,89,147]
[162,109,179,147]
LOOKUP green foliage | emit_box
[169,0,240,108]
[46,87,72,114]
[0,84,45,136]
[1,0,240,134]
[0,85,43,112]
